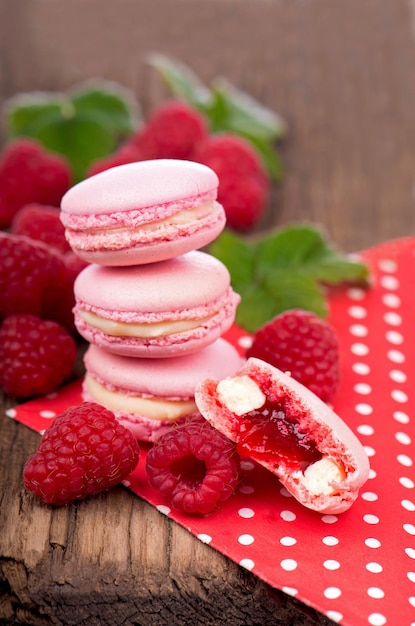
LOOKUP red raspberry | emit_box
[0,314,77,398]
[146,420,240,515]
[194,133,270,231]
[23,402,140,505]
[246,309,340,403]
[87,141,143,177]
[132,100,209,160]
[0,233,66,320]
[11,203,71,254]
[0,138,71,228]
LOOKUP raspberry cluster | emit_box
[88,99,270,231]
[0,139,84,399]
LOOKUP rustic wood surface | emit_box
[1,0,415,624]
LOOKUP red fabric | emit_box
[10,238,415,626]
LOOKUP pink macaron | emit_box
[195,357,370,514]
[73,250,240,358]
[60,159,226,266]
[82,339,243,442]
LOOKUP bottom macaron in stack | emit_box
[61,159,243,441]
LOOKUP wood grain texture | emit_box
[1,0,415,624]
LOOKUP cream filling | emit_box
[77,309,214,338]
[85,374,197,420]
[80,200,219,235]
[217,375,266,415]
[295,456,346,496]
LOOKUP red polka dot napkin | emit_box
[9,238,415,626]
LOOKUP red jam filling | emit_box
[237,398,322,470]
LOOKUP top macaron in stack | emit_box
[60,159,242,441]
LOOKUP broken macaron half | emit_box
[195,357,370,514]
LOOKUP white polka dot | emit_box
[378,258,397,273]
[409,596,415,608]
[368,613,387,626]
[384,311,402,325]
[394,411,410,424]
[366,562,383,573]
[361,491,378,502]
[348,305,367,319]
[365,538,381,548]
[369,468,377,479]
[397,454,413,467]
[355,403,373,416]
[402,500,415,512]
[403,523,415,535]
[238,507,255,519]
[350,324,368,337]
[323,587,342,599]
[279,487,293,498]
[382,293,401,308]
[389,369,407,383]
[156,505,171,515]
[351,342,369,356]
[364,514,380,525]
[238,534,254,546]
[45,392,58,399]
[239,484,255,495]
[280,536,297,546]
[347,287,366,300]
[367,587,385,599]
[326,610,343,623]
[39,429,46,436]
[387,349,405,364]
[323,559,340,570]
[5,408,16,418]
[198,534,212,544]
[280,558,297,571]
[322,535,339,546]
[396,432,412,445]
[406,548,415,559]
[352,362,371,375]
[238,336,253,349]
[386,330,404,345]
[321,515,338,524]
[282,586,298,596]
[280,510,296,522]
[364,446,376,457]
[380,275,399,290]
[240,460,255,471]
[239,558,255,570]
[399,477,415,489]
[354,383,372,395]
[39,410,56,419]
[391,389,408,403]
[357,424,375,436]
[122,479,131,488]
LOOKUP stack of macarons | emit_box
[60,159,242,441]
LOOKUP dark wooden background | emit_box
[1,1,415,624]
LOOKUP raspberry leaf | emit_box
[148,53,212,109]
[210,224,370,332]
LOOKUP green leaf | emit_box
[5,94,66,137]
[209,78,287,141]
[209,230,255,289]
[31,111,116,181]
[209,224,370,333]
[147,53,212,110]
[243,134,284,181]
[71,83,137,136]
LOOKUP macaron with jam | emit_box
[83,339,243,442]
[60,159,226,266]
[73,250,240,358]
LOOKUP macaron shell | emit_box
[195,357,370,514]
[68,210,225,266]
[61,160,219,216]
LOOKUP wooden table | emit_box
[1,1,415,624]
